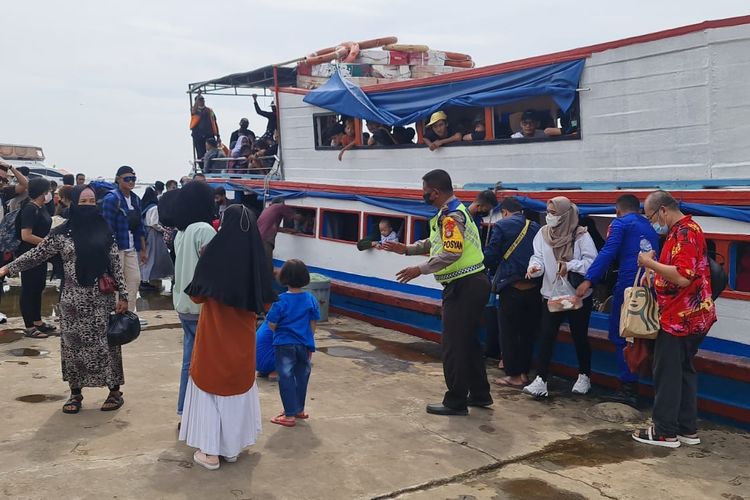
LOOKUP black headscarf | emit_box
[53,185,115,286]
[185,204,275,312]
[141,186,158,215]
[165,181,215,231]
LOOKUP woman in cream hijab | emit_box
[524,196,598,398]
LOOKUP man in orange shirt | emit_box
[190,94,220,161]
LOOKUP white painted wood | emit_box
[277,23,750,189]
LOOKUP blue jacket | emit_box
[101,189,146,252]
[585,212,660,290]
[483,213,540,291]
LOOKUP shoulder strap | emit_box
[503,219,530,261]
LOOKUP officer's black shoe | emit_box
[426,403,469,416]
[603,382,639,408]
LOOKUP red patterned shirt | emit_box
[654,216,717,336]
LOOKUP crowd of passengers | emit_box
[189,93,279,174]
[333,107,578,160]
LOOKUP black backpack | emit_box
[708,256,728,301]
[0,208,21,253]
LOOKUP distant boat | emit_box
[0,143,70,182]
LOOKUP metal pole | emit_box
[188,88,196,173]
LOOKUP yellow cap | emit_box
[426,111,448,128]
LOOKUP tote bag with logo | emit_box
[619,267,660,340]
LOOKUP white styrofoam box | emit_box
[371,65,411,79]
[356,50,392,65]
[296,75,330,89]
[311,64,336,77]
[408,50,447,66]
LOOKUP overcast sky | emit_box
[1,1,747,183]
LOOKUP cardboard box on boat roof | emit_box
[371,64,411,79]
[356,50,409,65]
[296,75,330,89]
[410,65,462,78]
[408,50,447,66]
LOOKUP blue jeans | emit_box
[275,344,311,417]
[610,286,638,384]
[177,318,198,415]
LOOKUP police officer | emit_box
[384,169,492,415]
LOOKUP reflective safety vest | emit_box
[429,199,485,284]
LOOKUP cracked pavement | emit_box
[1,311,748,499]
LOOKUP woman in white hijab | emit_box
[523,196,598,398]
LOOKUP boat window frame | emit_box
[363,212,408,245]
[312,96,583,152]
[278,205,318,239]
[704,233,750,301]
[318,208,362,245]
[409,216,430,244]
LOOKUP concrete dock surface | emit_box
[1,310,748,500]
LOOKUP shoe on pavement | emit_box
[677,434,701,445]
[603,382,638,407]
[426,403,468,416]
[523,376,548,397]
[571,374,591,395]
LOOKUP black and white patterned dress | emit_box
[8,234,128,388]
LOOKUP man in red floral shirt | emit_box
[633,190,717,448]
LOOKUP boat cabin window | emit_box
[320,209,361,244]
[410,217,429,243]
[280,206,317,237]
[493,94,580,140]
[732,242,750,293]
[313,113,358,148]
[364,214,406,242]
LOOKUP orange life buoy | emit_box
[443,51,472,61]
[444,59,475,68]
[357,36,398,50]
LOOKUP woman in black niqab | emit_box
[55,185,116,287]
[186,204,275,313]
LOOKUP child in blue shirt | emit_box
[268,259,320,427]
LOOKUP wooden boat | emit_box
[189,15,750,426]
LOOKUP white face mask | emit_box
[546,213,561,227]
[44,193,52,204]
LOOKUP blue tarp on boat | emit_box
[302,60,585,126]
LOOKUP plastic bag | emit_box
[107,311,142,346]
[547,276,583,312]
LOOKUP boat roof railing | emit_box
[188,65,298,96]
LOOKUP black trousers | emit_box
[498,286,542,377]
[652,330,705,437]
[483,305,501,359]
[536,296,593,381]
[192,135,208,161]
[441,272,492,409]
[20,264,47,328]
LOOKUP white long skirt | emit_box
[178,377,262,457]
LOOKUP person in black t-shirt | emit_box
[17,178,56,338]
[423,111,462,151]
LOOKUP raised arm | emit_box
[1,235,61,277]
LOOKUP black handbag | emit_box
[107,311,141,346]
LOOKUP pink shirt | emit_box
[257,204,296,244]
